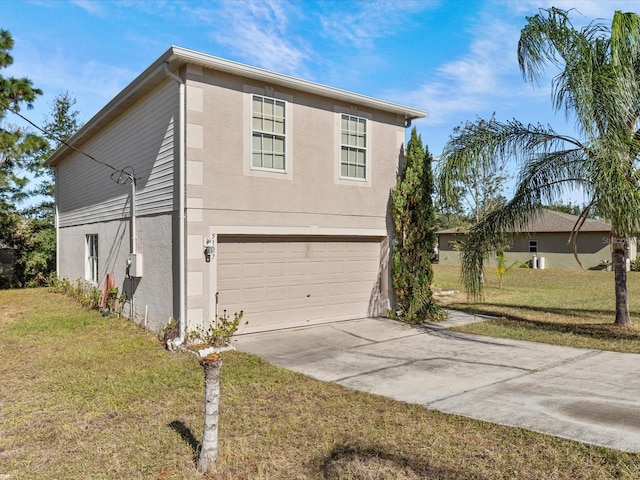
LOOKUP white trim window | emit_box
[251,95,286,172]
[86,234,99,284]
[340,114,367,180]
[529,240,538,253]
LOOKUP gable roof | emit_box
[437,209,611,235]
[47,46,427,167]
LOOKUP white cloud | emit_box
[393,14,529,125]
[70,0,108,16]
[183,0,312,77]
[319,0,438,49]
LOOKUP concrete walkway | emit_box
[233,310,640,452]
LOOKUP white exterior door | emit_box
[216,236,384,333]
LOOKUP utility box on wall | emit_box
[127,253,143,277]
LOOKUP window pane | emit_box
[357,165,366,179]
[252,134,262,151]
[274,137,284,154]
[264,154,274,169]
[264,99,273,116]
[349,148,356,164]
[341,163,348,176]
[252,153,262,167]
[275,101,285,117]
[274,119,285,135]
[274,155,284,170]
[252,97,262,114]
[264,135,273,152]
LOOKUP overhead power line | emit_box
[0,101,133,181]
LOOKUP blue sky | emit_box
[3,0,639,199]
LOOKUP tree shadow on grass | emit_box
[447,303,640,342]
[168,420,200,463]
[320,444,487,480]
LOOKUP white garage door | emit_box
[216,236,383,334]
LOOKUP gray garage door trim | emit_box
[216,235,385,334]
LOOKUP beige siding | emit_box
[57,80,176,227]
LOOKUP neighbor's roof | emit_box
[47,46,427,167]
[437,209,611,235]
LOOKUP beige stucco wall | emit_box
[182,64,405,329]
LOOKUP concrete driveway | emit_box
[233,311,640,452]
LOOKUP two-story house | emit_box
[47,46,426,340]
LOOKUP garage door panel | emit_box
[328,261,345,274]
[266,262,286,277]
[243,263,264,278]
[308,261,326,275]
[217,237,383,333]
[218,263,241,280]
[243,286,266,303]
[266,285,287,300]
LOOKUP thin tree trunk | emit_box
[612,236,631,326]
[198,353,222,473]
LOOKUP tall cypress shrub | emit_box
[391,127,443,323]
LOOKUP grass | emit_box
[2,288,640,479]
[432,264,640,352]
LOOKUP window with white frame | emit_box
[251,95,286,171]
[529,240,538,253]
[340,114,367,180]
[86,234,98,284]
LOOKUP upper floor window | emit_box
[86,234,99,284]
[340,114,367,180]
[252,95,286,172]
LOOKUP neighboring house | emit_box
[437,209,637,270]
[46,46,426,336]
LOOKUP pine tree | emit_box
[391,127,443,323]
[0,28,45,215]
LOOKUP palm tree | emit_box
[439,8,640,326]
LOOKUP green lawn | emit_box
[1,288,640,479]
[433,264,640,352]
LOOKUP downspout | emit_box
[163,62,186,346]
[55,181,60,277]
